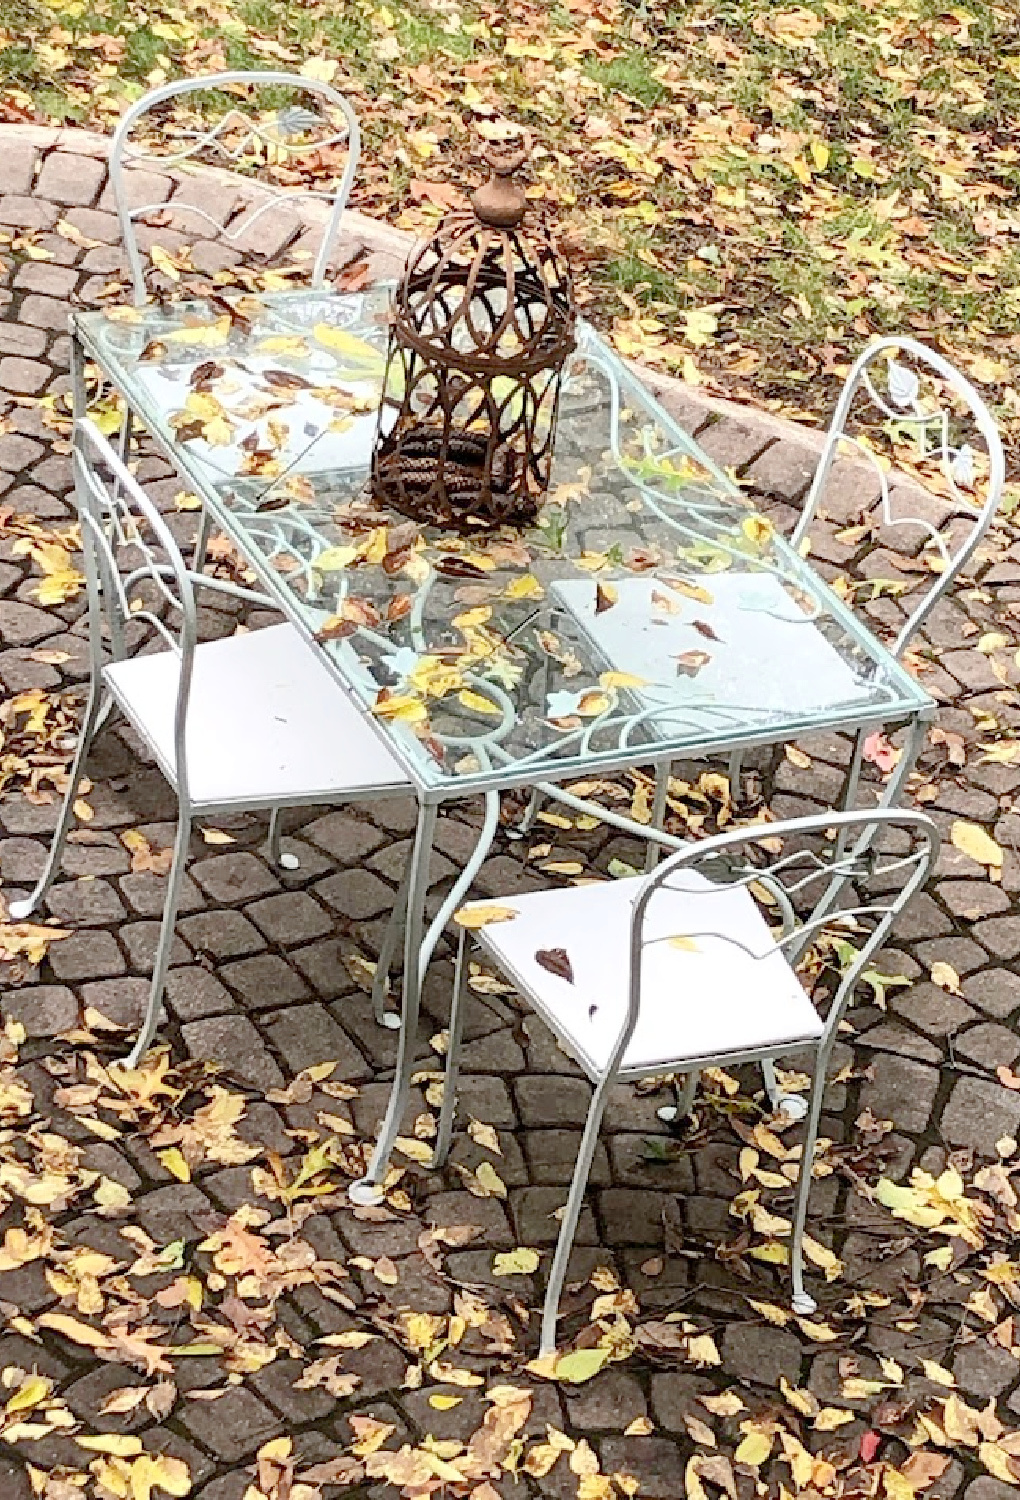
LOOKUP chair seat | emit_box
[467,874,823,1078]
[103,622,410,808]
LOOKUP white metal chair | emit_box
[10,420,412,1066]
[90,71,364,579]
[432,807,938,1354]
[726,337,1005,788]
[108,69,362,306]
[792,336,1006,645]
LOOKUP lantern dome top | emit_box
[390,136,575,380]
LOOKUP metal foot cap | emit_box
[777,1094,809,1123]
[349,1178,385,1207]
[7,899,34,920]
[279,852,300,871]
[656,1105,678,1124]
[791,1291,817,1315]
[379,1012,401,1031]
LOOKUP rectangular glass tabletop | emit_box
[75,288,934,799]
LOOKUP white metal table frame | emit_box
[69,292,936,1204]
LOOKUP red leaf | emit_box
[860,1431,881,1464]
[862,732,900,773]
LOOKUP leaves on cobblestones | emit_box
[0,1000,1016,1499]
[950,820,1004,871]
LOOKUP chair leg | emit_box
[193,506,213,575]
[8,686,104,921]
[431,929,469,1169]
[117,405,134,463]
[761,1058,809,1122]
[727,748,743,803]
[371,851,412,1028]
[790,1050,827,1316]
[644,764,670,873]
[124,813,192,1069]
[540,1075,612,1357]
[656,1069,698,1129]
[350,802,438,1206]
[836,728,868,855]
[266,807,299,872]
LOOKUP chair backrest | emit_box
[73,418,198,805]
[608,808,938,1080]
[791,337,1005,658]
[109,70,361,305]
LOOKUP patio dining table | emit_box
[71,284,935,1194]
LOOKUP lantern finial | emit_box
[470,138,530,229]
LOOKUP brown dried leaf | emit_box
[535,947,574,983]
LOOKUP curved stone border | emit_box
[0,122,834,493]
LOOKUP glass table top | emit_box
[75,289,933,797]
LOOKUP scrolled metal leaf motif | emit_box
[950,441,976,490]
[887,358,921,410]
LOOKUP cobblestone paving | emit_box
[1,126,1020,1500]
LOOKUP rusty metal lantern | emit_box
[371,138,576,532]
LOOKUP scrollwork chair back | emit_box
[108,70,361,304]
[790,336,1006,657]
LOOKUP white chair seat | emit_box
[467,873,823,1079]
[104,622,409,808]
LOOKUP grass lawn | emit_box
[2,0,1019,437]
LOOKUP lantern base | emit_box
[372,421,541,534]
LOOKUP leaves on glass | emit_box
[663,576,714,606]
[453,904,519,929]
[675,650,711,677]
[595,581,618,614]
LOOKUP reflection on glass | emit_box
[78,290,932,792]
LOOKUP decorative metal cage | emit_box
[371,139,576,532]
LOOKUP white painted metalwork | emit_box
[792,335,1006,658]
[108,71,361,305]
[73,294,934,801]
[11,419,412,1064]
[429,808,938,1352]
[714,337,1004,814]
[71,292,939,1225]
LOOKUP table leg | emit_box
[350,790,501,1203]
[787,712,928,964]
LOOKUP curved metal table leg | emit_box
[349,801,438,1205]
[372,852,413,1028]
[785,713,928,965]
[350,792,501,1203]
